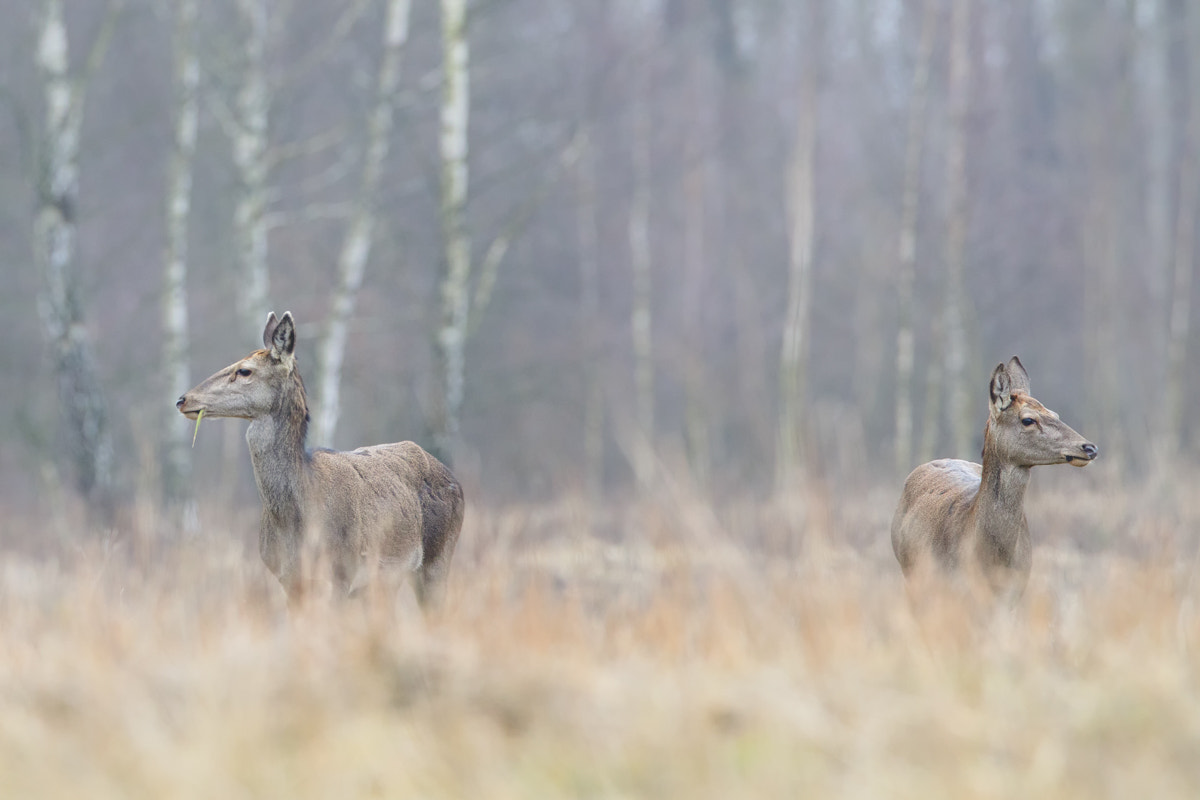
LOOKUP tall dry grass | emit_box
[1,472,1198,799]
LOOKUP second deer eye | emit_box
[237,368,252,377]
[1021,417,1036,427]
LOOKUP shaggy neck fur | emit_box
[973,417,1031,569]
[246,369,310,521]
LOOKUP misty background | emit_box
[0,0,1192,526]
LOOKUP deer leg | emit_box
[414,557,451,610]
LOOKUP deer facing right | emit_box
[891,356,1097,602]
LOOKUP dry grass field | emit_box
[1,469,1199,799]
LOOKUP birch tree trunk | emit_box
[161,0,199,517]
[232,0,271,340]
[219,0,274,505]
[1143,0,1173,442]
[628,73,656,489]
[1165,0,1200,457]
[311,0,411,447]
[433,0,471,464]
[682,38,712,490]
[893,0,938,474]
[682,146,711,489]
[776,1,821,490]
[575,128,604,503]
[942,0,972,458]
[34,0,119,504]
[1081,2,1136,466]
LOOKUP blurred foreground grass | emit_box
[0,476,1198,799]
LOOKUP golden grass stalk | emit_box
[191,408,204,448]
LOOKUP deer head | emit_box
[985,356,1097,468]
[177,312,302,421]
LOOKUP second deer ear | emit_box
[990,362,1014,416]
[269,311,296,362]
[262,312,279,350]
[1005,355,1030,395]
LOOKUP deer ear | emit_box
[1005,355,1030,395]
[990,362,1014,416]
[262,312,279,350]
[269,311,296,362]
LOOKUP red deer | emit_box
[891,357,1097,602]
[177,312,464,609]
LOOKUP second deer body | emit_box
[891,357,1097,601]
[178,312,464,608]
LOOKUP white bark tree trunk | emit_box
[161,0,199,518]
[682,43,712,490]
[232,0,271,340]
[433,0,471,464]
[575,128,604,503]
[1143,0,1173,434]
[1166,0,1200,457]
[34,0,119,504]
[942,0,972,458]
[776,2,821,491]
[894,0,937,474]
[628,78,655,489]
[311,0,411,447]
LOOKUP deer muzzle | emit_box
[176,395,202,420]
[1065,442,1098,467]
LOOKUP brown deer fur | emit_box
[891,356,1097,601]
[178,312,464,608]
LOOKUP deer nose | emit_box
[176,396,186,409]
[1081,443,1098,459]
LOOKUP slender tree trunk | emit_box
[161,0,199,521]
[776,1,821,491]
[232,0,271,340]
[1144,0,1173,445]
[682,37,712,490]
[628,72,656,489]
[943,0,972,458]
[433,0,471,465]
[682,141,711,489]
[223,0,274,507]
[1082,2,1137,466]
[894,0,938,474]
[34,0,119,505]
[311,0,411,447]
[713,6,770,481]
[575,128,604,503]
[1166,0,1200,457]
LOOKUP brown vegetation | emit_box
[2,473,1198,798]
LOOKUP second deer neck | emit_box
[972,446,1031,562]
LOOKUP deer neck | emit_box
[971,445,1031,566]
[245,378,310,521]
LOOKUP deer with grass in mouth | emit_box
[178,312,464,610]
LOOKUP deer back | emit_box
[308,441,458,567]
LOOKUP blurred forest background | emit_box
[0,0,1195,525]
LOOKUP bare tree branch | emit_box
[469,132,578,331]
[73,0,126,117]
[266,125,347,169]
[261,201,353,231]
[312,0,412,447]
[279,0,373,89]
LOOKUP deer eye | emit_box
[1021,417,1036,427]
[236,368,253,377]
